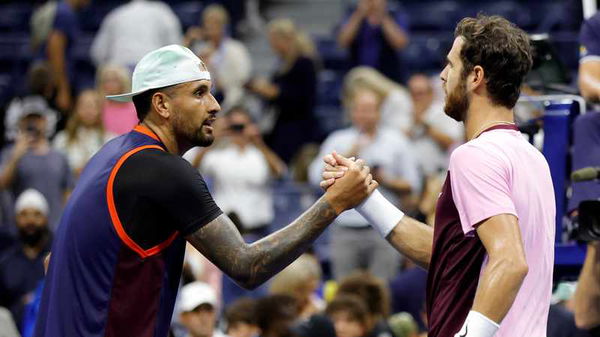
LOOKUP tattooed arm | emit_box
[186,158,378,289]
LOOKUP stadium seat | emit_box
[404,33,453,74]
[0,3,32,33]
[172,1,204,31]
[405,1,463,32]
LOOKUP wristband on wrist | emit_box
[355,189,404,238]
[454,311,500,337]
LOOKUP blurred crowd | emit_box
[0,0,598,337]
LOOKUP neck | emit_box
[141,120,183,155]
[464,97,514,140]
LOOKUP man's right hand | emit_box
[324,152,378,214]
[12,133,33,160]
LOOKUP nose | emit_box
[440,66,448,83]
[208,93,221,115]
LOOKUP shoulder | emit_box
[127,148,195,175]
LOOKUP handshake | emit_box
[320,151,377,214]
[321,151,405,238]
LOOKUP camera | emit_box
[575,200,600,242]
[229,123,245,132]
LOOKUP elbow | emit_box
[507,257,529,282]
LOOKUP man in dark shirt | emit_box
[34,45,377,337]
[337,0,409,83]
[0,189,52,334]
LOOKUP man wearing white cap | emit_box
[34,45,377,337]
[0,189,51,334]
[178,282,228,337]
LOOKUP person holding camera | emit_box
[0,111,73,230]
[574,241,600,336]
[189,106,286,237]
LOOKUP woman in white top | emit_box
[53,90,113,177]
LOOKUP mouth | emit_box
[202,118,216,133]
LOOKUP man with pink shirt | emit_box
[322,15,555,337]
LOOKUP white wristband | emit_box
[454,311,500,337]
[355,189,404,238]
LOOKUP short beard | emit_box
[172,111,215,149]
[444,78,470,122]
[18,226,48,247]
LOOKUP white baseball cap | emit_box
[179,281,218,312]
[106,44,211,102]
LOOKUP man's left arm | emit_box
[472,214,528,321]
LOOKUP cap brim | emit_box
[106,88,149,102]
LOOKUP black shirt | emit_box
[113,148,222,249]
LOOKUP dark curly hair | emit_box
[455,15,533,109]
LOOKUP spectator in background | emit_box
[256,295,299,337]
[389,259,427,333]
[337,0,409,83]
[0,110,73,230]
[309,86,419,281]
[406,74,463,177]
[246,18,318,163]
[177,282,228,337]
[96,65,138,135]
[184,4,252,112]
[0,307,20,337]
[5,62,58,145]
[91,0,182,69]
[568,10,600,217]
[547,282,591,337]
[335,272,395,337]
[53,90,113,177]
[32,0,90,112]
[343,66,413,133]
[0,189,51,335]
[269,254,325,319]
[574,242,600,336]
[326,295,373,337]
[189,106,286,237]
[224,298,259,337]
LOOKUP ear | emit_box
[469,65,485,92]
[152,92,171,119]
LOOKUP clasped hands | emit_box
[321,151,378,215]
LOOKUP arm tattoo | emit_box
[186,196,337,289]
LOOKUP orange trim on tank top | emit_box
[133,125,161,142]
[106,145,178,258]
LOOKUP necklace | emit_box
[470,121,516,140]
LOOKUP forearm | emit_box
[187,196,337,289]
[574,243,600,329]
[338,12,363,48]
[0,156,20,188]
[471,256,528,323]
[427,126,455,150]
[386,216,432,269]
[381,177,412,195]
[381,16,408,50]
[47,32,69,92]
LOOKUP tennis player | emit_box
[34,45,377,337]
[322,15,555,337]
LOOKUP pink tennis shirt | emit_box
[426,124,555,337]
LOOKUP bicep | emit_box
[185,214,247,275]
[476,214,525,261]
